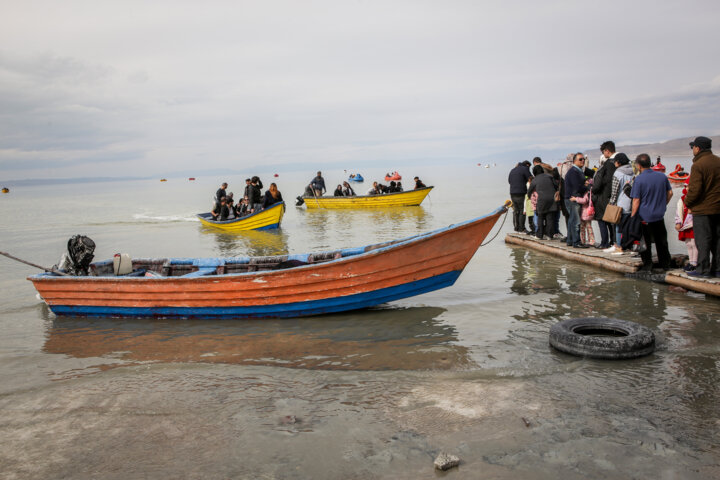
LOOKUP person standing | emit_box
[593,142,618,249]
[508,161,533,233]
[214,182,228,211]
[608,153,634,249]
[310,171,326,197]
[684,136,720,278]
[527,165,558,239]
[630,154,673,271]
[249,176,264,212]
[563,153,589,248]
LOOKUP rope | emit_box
[480,205,510,247]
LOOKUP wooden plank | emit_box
[504,233,642,274]
[665,271,720,297]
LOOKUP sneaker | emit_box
[552,233,564,240]
[602,246,617,253]
[573,243,590,249]
[683,264,696,272]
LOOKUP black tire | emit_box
[549,317,655,360]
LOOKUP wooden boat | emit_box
[385,172,402,181]
[668,164,690,182]
[160,178,167,182]
[303,187,432,209]
[348,173,364,182]
[196,202,285,231]
[27,203,508,319]
[1,187,8,193]
[188,177,195,181]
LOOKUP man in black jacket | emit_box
[508,161,533,233]
[564,153,589,248]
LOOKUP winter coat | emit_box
[685,150,720,215]
[591,160,616,220]
[609,164,634,214]
[508,164,532,195]
[527,173,558,214]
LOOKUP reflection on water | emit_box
[42,306,475,371]
[201,229,290,257]
[298,206,432,249]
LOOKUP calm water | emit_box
[1,160,719,479]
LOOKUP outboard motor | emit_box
[56,235,96,275]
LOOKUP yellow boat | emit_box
[303,186,432,209]
[196,202,285,231]
[1,188,8,194]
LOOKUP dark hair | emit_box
[251,176,259,183]
[522,160,531,167]
[574,152,585,162]
[532,165,544,176]
[245,178,251,182]
[600,141,616,153]
[635,153,651,168]
[532,157,542,164]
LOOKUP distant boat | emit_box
[384,172,402,181]
[188,177,196,181]
[1,187,8,194]
[348,173,364,182]
[652,159,666,172]
[303,187,432,209]
[484,165,490,168]
[160,179,167,182]
[196,202,285,231]
[274,173,279,177]
[668,164,690,183]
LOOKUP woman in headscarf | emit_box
[527,165,559,240]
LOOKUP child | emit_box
[675,180,697,272]
[524,181,535,234]
[572,190,596,246]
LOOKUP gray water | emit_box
[1,160,718,479]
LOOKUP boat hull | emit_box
[197,202,284,231]
[29,205,506,319]
[304,187,432,209]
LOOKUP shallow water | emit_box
[1,160,719,479]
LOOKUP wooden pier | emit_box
[505,233,720,297]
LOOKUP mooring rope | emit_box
[480,202,511,247]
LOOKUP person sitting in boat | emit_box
[212,197,230,220]
[263,183,283,208]
[333,184,344,196]
[249,176,264,212]
[310,171,326,197]
[387,181,399,193]
[342,181,355,196]
[396,181,403,192]
[367,181,382,195]
[414,177,426,189]
[226,194,236,219]
[236,196,250,216]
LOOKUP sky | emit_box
[1,0,719,180]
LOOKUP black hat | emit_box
[689,136,711,150]
[614,153,630,166]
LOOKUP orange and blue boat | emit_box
[27,204,508,319]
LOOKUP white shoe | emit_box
[602,246,616,253]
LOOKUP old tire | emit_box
[549,317,655,360]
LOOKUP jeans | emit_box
[554,210,561,235]
[693,214,720,275]
[597,219,615,247]
[564,199,581,246]
[511,194,526,232]
[616,213,630,246]
[640,219,671,269]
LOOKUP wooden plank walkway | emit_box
[505,232,720,297]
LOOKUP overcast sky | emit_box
[1,0,719,180]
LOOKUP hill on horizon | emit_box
[585,135,720,159]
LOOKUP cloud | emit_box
[0,1,719,179]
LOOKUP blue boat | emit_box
[348,173,364,182]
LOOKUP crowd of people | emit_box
[211,176,283,221]
[510,136,720,276]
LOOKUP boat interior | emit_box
[83,234,423,278]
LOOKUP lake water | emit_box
[1,159,718,479]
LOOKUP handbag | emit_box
[602,204,623,224]
[586,194,595,218]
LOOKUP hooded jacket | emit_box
[610,164,634,214]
